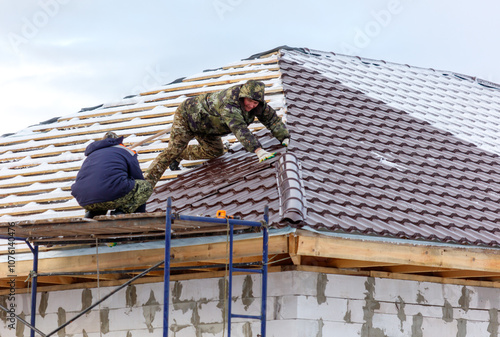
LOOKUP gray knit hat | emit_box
[102,131,119,140]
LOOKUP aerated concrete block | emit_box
[323,273,368,300]
[469,286,500,309]
[465,320,490,337]
[370,277,420,304]
[170,301,196,326]
[197,300,224,323]
[415,281,445,306]
[371,312,412,337]
[171,277,221,302]
[442,284,466,307]
[401,302,446,318]
[107,306,160,332]
[420,316,458,337]
[321,320,363,337]
[278,295,350,322]
[266,319,320,337]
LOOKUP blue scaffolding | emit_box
[164,197,269,337]
[1,197,269,337]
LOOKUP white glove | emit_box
[256,149,276,163]
[282,138,290,147]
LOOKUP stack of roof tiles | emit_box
[4,47,500,248]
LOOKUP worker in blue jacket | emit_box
[71,132,153,218]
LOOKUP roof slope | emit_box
[151,48,500,248]
[280,54,500,246]
[0,53,285,222]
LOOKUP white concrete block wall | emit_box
[2,271,500,336]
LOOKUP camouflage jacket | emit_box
[179,80,289,152]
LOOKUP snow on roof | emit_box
[0,53,284,222]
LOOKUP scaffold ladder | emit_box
[164,197,269,337]
[227,206,269,337]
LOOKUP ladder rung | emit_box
[231,268,263,274]
[231,314,263,320]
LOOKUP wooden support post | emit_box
[288,234,301,265]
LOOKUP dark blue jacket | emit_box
[71,137,144,206]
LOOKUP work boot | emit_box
[84,210,107,219]
[169,159,181,171]
[110,209,126,216]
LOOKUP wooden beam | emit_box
[37,276,76,285]
[0,196,74,208]
[484,277,500,282]
[0,187,55,198]
[288,234,301,265]
[0,204,81,217]
[170,235,287,263]
[2,213,166,238]
[53,81,282,128]
[435,270,500,279]
[383,265,453,274]
[172,255,263,267]
[181,66,280,83]
[0,121,172,149]
[140,73,280,97]
[72,274,122,281]
[295,230,500,273]
[0,279,27,289]
[331,259,398,269]
[283,264,370,277]
[0,109,271,164]
[0,176,75,190]
[0,235,288,278]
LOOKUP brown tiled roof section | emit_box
[147,135,286,223]
[279,57,500,247]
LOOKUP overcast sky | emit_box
[0,0,498,137]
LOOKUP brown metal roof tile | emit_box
[277,53,500,247]
[147,132,286,223]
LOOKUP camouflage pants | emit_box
[144,104,224,187]
[84,179,153,214]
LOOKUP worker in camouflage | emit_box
[144,80,290,188]
[83,179,152,215]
